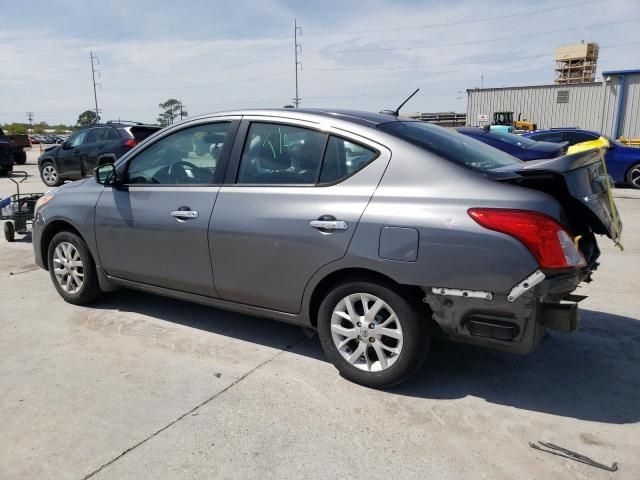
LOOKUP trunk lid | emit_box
[491,148,622,245]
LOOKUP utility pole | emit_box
[26,112,34,134]
[178,101,186,120]
[294,19,302,108]
[90,51,101,124]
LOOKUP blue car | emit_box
[523,128,640,189]
[456,127,568,161]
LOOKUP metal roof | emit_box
[602,69,640,76]
[466,82,602,93]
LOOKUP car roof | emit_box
[186,108,413,128]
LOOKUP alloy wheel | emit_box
[53,242,84,294]
[330,292,403,372]
[42,165,58,185]
[630,165,640,188]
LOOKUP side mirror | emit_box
[95,163,118,185]
[61,141,71,149]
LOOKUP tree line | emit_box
[2,98,188,134]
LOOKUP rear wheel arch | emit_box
[307,267,427,328]
[40,221,84,271]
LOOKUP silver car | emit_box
[32,109,621,387]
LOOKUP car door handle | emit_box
[310,219,349,231]
[171,209,199,220]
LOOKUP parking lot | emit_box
[1,147,639,479]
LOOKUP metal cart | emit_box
[0,171,43,242]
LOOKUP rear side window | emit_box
[320,137,377,184]
[237,123,327,184]
[105,128,120,141]
[529,132,564,143]
[379,121,521,171]
[563,131,597,145]
[85,127,108,144]
[487,131,537,148]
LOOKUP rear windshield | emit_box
[122,126,160,141]
[486,130,538,148]
[378,121,522,171]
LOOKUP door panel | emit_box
[94,120,238,297]
[95,187,219,296]
[58,130,87,177]
[210,141,390,313]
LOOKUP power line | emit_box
[307,0,604,35]
[327,18,639,54]
[106,38,288,66]
[122,53,290,80]
[306,41,640,72]
[104,70,291,93]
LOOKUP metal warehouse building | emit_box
[466,69,640,139]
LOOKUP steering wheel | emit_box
[167,160,199,183]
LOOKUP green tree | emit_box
[2,123,29,134]
[77,110,100,128]
[32,122,50,134]
[157,99,187,127]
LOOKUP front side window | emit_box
[125,122,231,185]
[237,123,327,184]
[68,130,87,147]
[379,121,521,171]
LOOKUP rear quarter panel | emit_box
[341,140,564,294]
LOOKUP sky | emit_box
[0,0,639,125]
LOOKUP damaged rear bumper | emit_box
[423,269,585,354]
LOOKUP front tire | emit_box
[4,221,15,242]
[47,231,102,304]
[626,162,640,189]
[317,280,430,388]
[40,162,63,187]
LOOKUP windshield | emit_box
[486,130,538,148]
[378,121,522,171]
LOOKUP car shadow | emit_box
[388,309,640,424]
[92,290,639,424]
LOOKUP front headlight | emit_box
[34,189,57,215]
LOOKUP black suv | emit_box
[38,122,160,186]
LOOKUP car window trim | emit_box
[228,119,380,187]
[117,119,240,187]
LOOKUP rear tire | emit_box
[14,151,27,165]
[4,222,15,242]
[40,162,63,187]
[626,162,640,189]
[317,280,430,388]
[47,231,102,304]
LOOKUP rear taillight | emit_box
[124,139,138,148]
[468,208,585,269]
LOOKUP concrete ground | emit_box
[1,148,639,479]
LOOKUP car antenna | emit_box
[380,88,420,116]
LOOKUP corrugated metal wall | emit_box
[466,75,640,138]
[617,74,640,139]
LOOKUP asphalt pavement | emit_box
[1,148,639,479]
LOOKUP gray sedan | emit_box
[32,109,621,387]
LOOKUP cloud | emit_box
[1,0,638,124]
